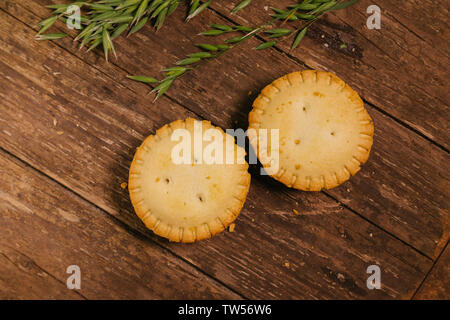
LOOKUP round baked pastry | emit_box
[129,118,251,242]
[248,70,374,191]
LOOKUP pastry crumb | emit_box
[120,182,128,189]
[53,119,57,126]
[293,209,299,215]
[284,262,290,268]
[56,130,64,135]
[228,223,236,232]
[369,233,373,237]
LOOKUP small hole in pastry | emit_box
[302,107,307,112]
[294,139,300,145]
[330,132,335,136]
[165,178,170,184]
[197,194,204,202]
[313,91,324,98]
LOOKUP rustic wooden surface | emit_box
[414,243,450,300]
[0,0,448,299]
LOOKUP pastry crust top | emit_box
[248,70,374,191]
[129,118,251,243]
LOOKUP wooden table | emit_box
[0,0,448,299]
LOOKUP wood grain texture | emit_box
[0,150,240,299]
[414,243,450,300]
[9,0,448,258]
[0,7,436,299]
[5,1,450,257]
[0,245,83,299]
[211,0,450,149]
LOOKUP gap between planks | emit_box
[0,6,438,263]
[411,240,449,299]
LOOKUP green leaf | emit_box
[155,7,168,30]
[167,0,180,16]
[216,44,230,50]
[128,16,148,36]
[176,57,201,66]
[90,11,118,22]
[37,15,58,35]
[102,27,116,61]
[46,4,69,9]
[231,0,252,14]
[296,13,316,20]
[152,79,174,100]
[108,15,134,24]
[211,24,233,32]
[196,43,218,51]
[188,0,200,15]
[86,38,102,52]
[265,28,291,38]
[290,3,318,10]
[111,23,129,39]
[74,22,97,42]
[134,0,150,23]
[225,36,244,44]
[234,25,253,32]
[165,67,187,77]
[186,0,212,21]
[89,3,114,11]
[254,41,275,50]
[151,1,170,19]
[35,33,68,40]
[200,29,225,36]
[311,1,337,14]
[163,66,188,73]
[116,0,141,10]
[291,27,307,50]
[188,52,213,58]
[127,75,159,83]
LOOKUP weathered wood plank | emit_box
[10,0,448,257]
[414,243,450,300]
[0,150,240,299]
[0,8,434,299]
[211,0,450,149]
[0,245,83,299]
[370,0,449,51]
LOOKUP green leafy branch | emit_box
[131,0,359,99]
[35,0,215,60]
